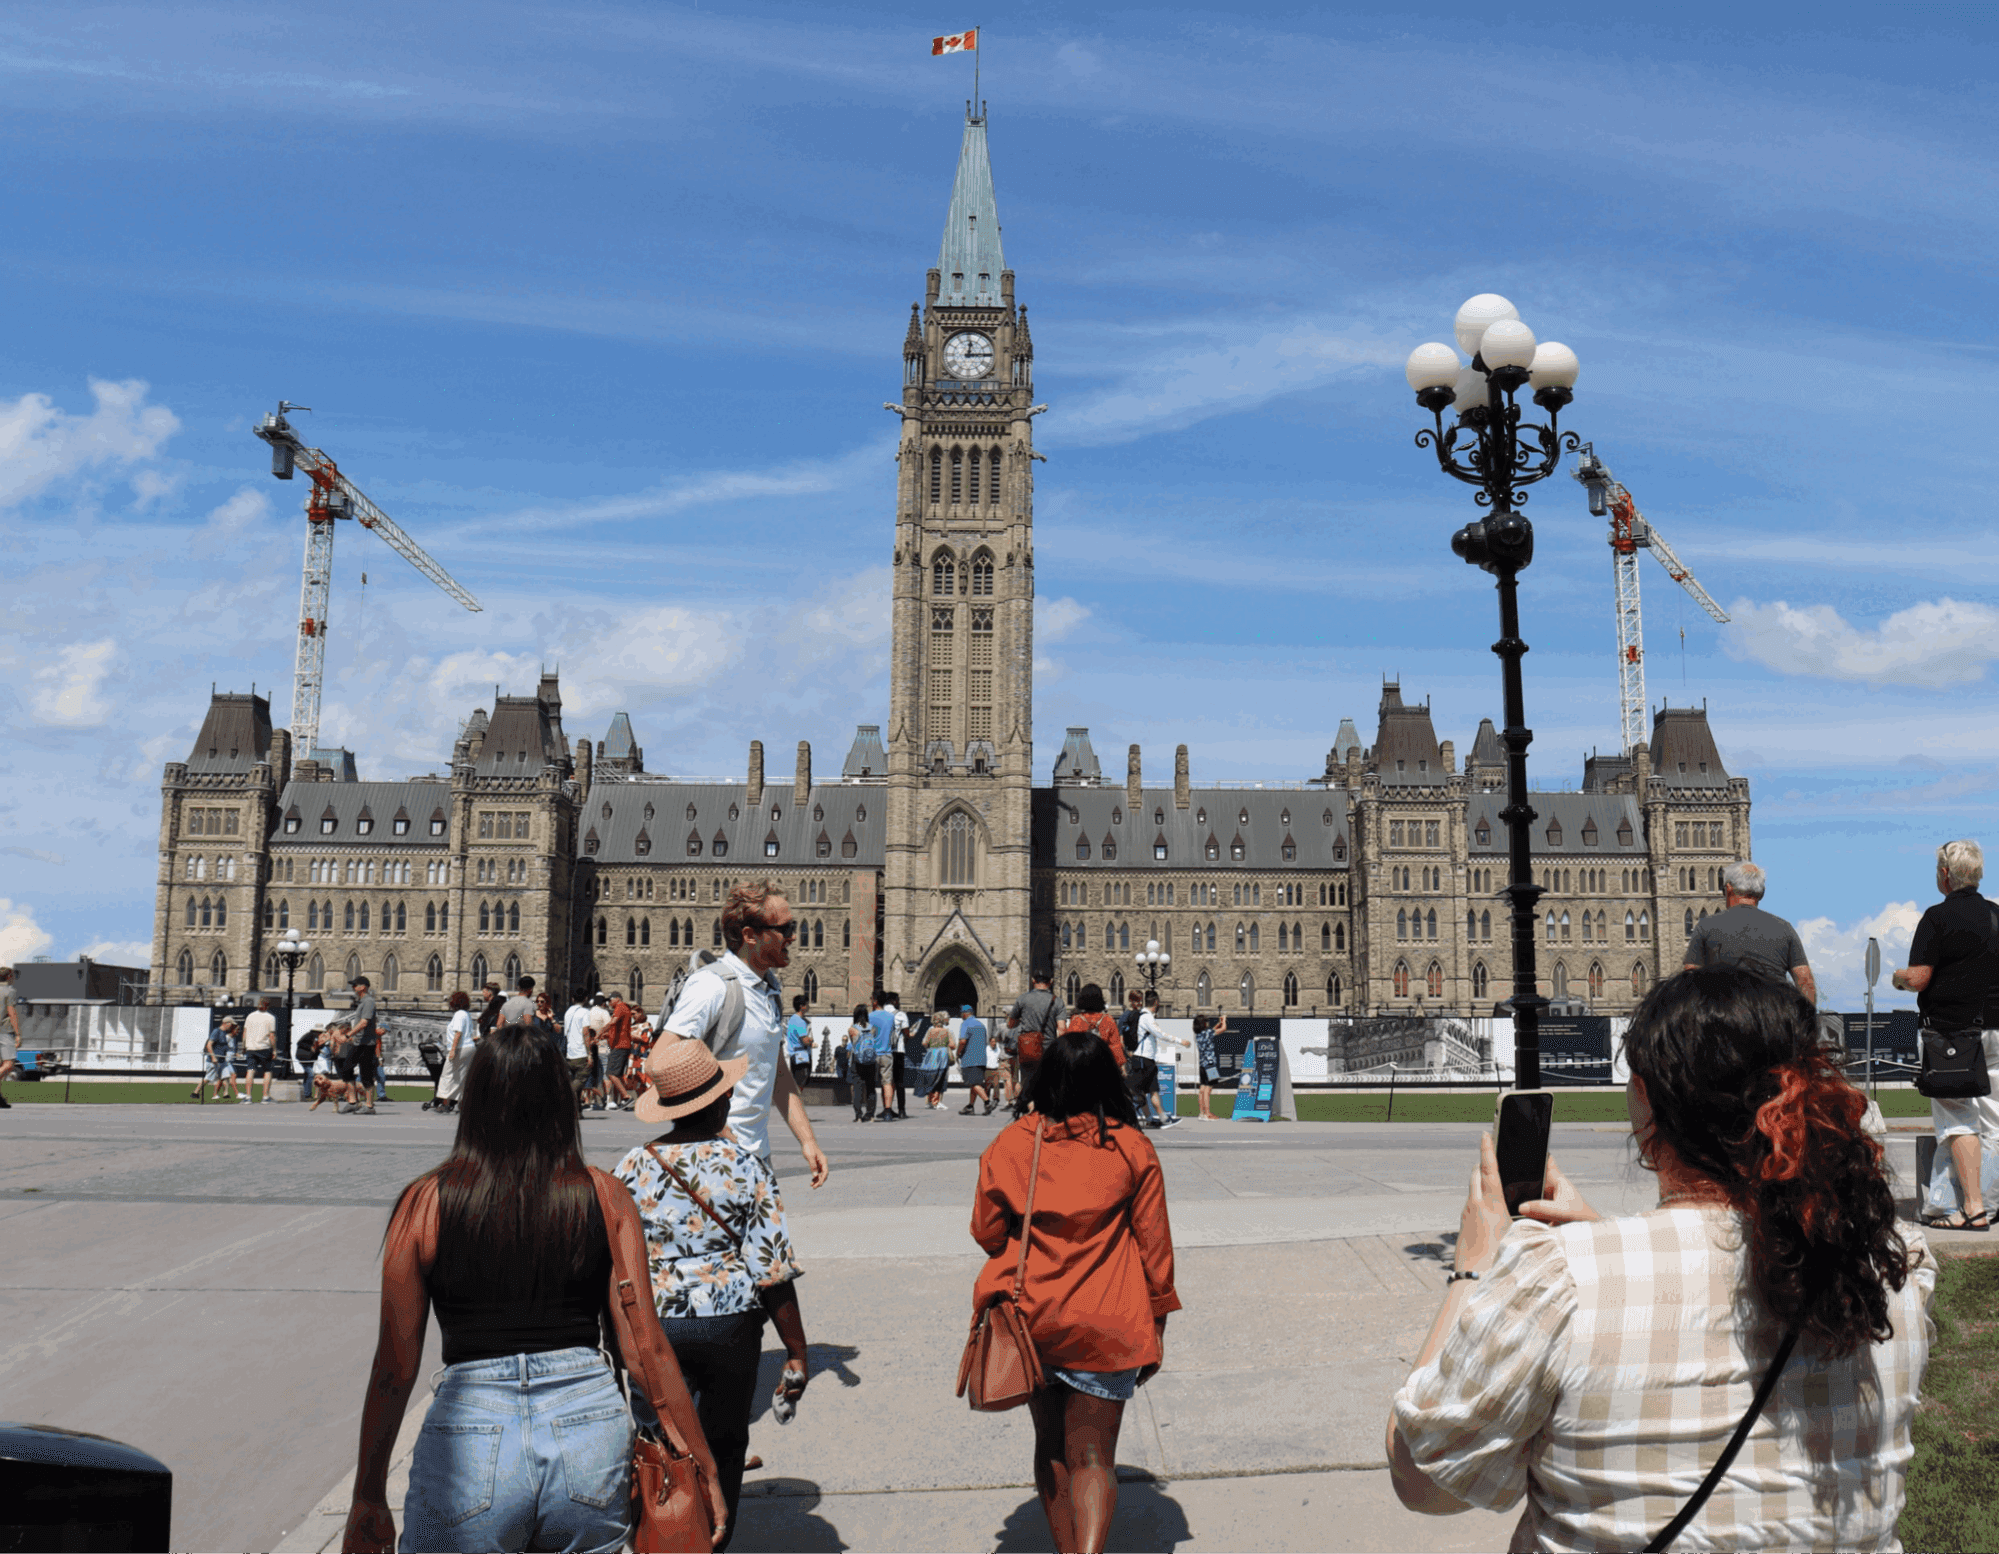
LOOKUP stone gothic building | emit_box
[149,112,1752,1020]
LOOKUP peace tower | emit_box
[880,108,1040,1015]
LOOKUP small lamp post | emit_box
[1133,939,1171,1004]
[274,931,312,1083]
[1404,295,1582,1091]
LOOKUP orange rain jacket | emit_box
[970,1114,1180,1371]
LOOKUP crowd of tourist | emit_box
[305,844,1988,1552]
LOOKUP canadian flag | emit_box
[932,28,977,54]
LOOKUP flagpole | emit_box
[974,24,981,118]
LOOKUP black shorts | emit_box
[246,1049,274,1077]
[1127,1056,1158,1096]
[355,1045,380,1087]
[332,1050,358,1083]
[605,1048,632,1080]
[1200,1066,1223,1086]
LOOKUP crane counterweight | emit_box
[255,403,481,757]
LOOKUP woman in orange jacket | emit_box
[970,1031,1180,1554]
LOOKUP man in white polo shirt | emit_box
[662,880,829,1187]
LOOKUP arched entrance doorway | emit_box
[934,966,979,1018]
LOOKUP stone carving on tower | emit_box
[880,109,1041,1015]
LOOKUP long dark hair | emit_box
[1021,1030,1140,1143]
[1623,968,1908,1356]
[393,1024,599,1295]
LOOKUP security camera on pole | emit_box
[1404,295,1583,1091]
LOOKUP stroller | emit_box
[417,1040,451,1112]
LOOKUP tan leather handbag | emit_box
[589,1172,717,1553]
[956,1119,1047,1412]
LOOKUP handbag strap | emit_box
[646,1144,744,1252]
[1643,1327,1798,1553]
[1011,1119,1045,1301]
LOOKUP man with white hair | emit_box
[1892,838,1999,1231]
[1682,860,1816,1003]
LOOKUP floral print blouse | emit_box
[613,1137,804,1320]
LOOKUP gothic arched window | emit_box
[987,446,1002,502]
[970,555,994,595]
[1426,960,1444,997]
[950,446,964,503]
[1472,961,1488,999]
[1396,909,1407,941]
[940,811,975,886]
[640,917,651,947]
[508,901,520,933]
[176,948,194,985]
[1282,972,1299,1007]
[210,949,228,987]
[1238,972,1254,1009]
[1588,961,1605,999]
[426,954,443,993]
[504,953,522,985]
[1632,961,1649,995]
[933,554,955,595]
[1335,922,1347,952]
[469,953,486,989]
[382,954,400,993]
[626,917,637,947]
[929,446,942,503]
[1327,972,1342,1006]
[967,446,981,504]
[1196,971,1212,1007]
[1552,962,1569,997]
[1067,972,1082,1007]
[630,967,646,1004]
[1393,961,1410,998]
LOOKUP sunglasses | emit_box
[750,918,798,941]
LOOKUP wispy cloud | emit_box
[0,897,53,966]
[0,378,178,509]
[1797,901,1923,1011]
[1726,596,1999,686]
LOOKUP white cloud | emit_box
[0,378,178,509]
[1037,597,1091,643]
[0,899,54,967]
[1725,596,1999,686]
[74,939,152,968]
[1796,901,1923,1010]
[30,639,118,726]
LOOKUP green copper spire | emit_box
[937,112,1004,307]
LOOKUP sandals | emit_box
[1923,1210,1992,1232]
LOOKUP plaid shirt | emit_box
[1393,1209,1936,1552]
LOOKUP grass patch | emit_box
[1874,1088,1931,1118]
[0,1081,436,1106]
[1901,1253,1999,1553]
[1174,1091,1632,1124]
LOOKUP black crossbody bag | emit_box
[1643,1328,1798,1552]
[1916,900,1999,1100]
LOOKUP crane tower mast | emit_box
[256,403,482,757]
[1573,444,1729,755]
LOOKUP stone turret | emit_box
[1174,745,1190,809]
[795,741,812,804]
[747,740,764,807]
[574,738,593,803]
[1126,745,1142,808]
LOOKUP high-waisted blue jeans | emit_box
[401,1346,631,1554]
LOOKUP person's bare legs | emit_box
[1027,1389,1077,1554]
[1950,1133,1986,1220]
[1063,1392,1124,1553]
[1198,1083,1215,1120]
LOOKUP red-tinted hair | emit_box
[1624,968,1908,1356]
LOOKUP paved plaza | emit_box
[0,1099,1940,1551]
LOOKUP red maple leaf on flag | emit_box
[931,29,977,55]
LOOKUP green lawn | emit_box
[1901,1252,1999,1553]
[1175,1090,1634,1124]
[0,1081,437,1105]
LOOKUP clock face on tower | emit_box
[942,332,994,380]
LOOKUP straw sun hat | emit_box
[634,1036,750,1125]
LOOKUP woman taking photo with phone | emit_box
[342,1025,725,1554]
[969,1031,1179,1554]
[1388,968,1933,1552]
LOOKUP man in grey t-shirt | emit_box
[1683,861,1816,1003]
[345,977,381,1115]
[0,967,22,1105]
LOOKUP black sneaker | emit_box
[0,1094,11,1108]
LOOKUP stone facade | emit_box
[148,113,1752,1021]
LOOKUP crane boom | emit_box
[255,404,482,757]
[1573,444,1729,755]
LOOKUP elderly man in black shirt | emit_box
[1893,838,1999,1230]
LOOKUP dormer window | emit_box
[1154,836,1169,861]
[1582,819,1599,847]
[728,804,740,822]
[1076,837,1091,860]
[856,804,867,823]
[284,813,301,834]
[1111,807,1122,825]
[635,830,652,856]
[813,804,825,822]
[1617,819,1634,847]
[686,830,703,857]
[771,805,781,823]
[602,802,613,820]
[686,804,697,822]
[1196,807,1206,825]
[356,817,373,836]
[1239,809,1249,826]
[320,810,337,835]
[1205,835,1220,860]
[1546,820,1564,847]
[1230,835,1246,861]
[1322,809,1334,826]
[712,832,729,857]
[764,830,780,858]
[643,803,655,822]
[1281,835,1297,862]
[393,817,409,835]
[1280,809,1291,827]
[1333,837,1347,861]
[1102,834,1117,861]
[816,831,832,858]
[1475,821,1491,846]
[1154,809,1164,826]
[430,811,447,837]
[584,828,601,855]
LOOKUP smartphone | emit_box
[1494,1091,1555,1216]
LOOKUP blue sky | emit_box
[3,2,1995,1007]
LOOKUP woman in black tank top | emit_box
[342,1025,722,1553]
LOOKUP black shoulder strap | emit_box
[1644,1327,1798,1553]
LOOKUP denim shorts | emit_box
[401,1346,631,1554]
[1049,1366,1139,1402]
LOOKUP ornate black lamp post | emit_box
[1133,938,1170,1004]
[273,930,312,1083]
[1404,295,1581,1090]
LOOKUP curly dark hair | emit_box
[1623,967,1909,1357]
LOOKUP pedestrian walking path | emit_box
[0,1101,1954,1551]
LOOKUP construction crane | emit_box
[256,402,482,757]
[1572,443,1729,755]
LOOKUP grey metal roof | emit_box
[1052,728,1101,784]
[1468,718,1503,769]
[305,747,359,782]
[475,694,569,777]
[1649,707,1730,787]
[1034,787,1350,871]
[184,693,273,774]
[842,726,887,780]
[1466,792,1644,856]
[1332,718,1362,765]
[579,783,886,868]
[1372,684,1444,785]
[275,781,451,846]
[937,113,1005,308]
[602,713,638,762]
